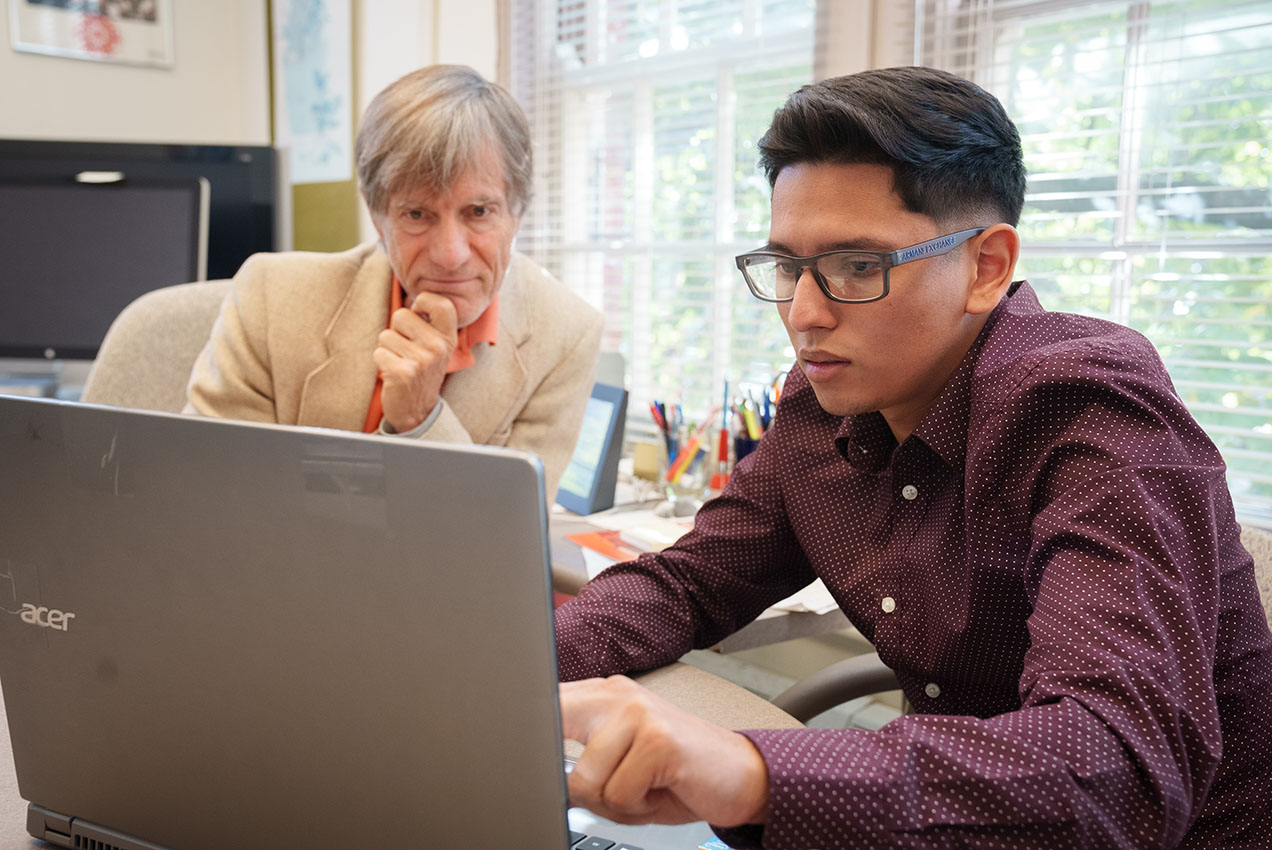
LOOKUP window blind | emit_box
[509,0,817,425]
[917,0,1272,527]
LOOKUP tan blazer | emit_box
[185,241,603,499]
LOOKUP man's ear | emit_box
[966,223,1020,315]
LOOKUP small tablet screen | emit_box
[559,395,614,500]
[556,382,627,514]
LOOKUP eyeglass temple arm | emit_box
[886,227,987,268]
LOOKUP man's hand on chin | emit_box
[373,291,458,432]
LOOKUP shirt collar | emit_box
[834,280,1031,471]
[834,412,896,473]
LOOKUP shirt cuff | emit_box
[377,401,442,438]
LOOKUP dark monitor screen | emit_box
[0,177,208,359]
[0,139,279,282]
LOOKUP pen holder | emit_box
[660,442,709,517]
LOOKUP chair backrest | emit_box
[80,279,231,412]
[1239,525,1272,628]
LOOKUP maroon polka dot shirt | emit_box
[556,281,1272,848]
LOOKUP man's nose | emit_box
[427,215,472,269]
[785,268,837,331]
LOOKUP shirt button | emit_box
[925,682,942,699]
[901,484,918,500]
[880,596,896,613]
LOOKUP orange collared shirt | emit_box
[362,280,500,433]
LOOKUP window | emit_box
[919,0,1272,526]
[509,0,816,423]
[511,0,1271,527]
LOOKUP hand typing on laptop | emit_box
[561,675,769,828]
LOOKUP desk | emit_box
[0,665,799,850]
[551,511,855,653]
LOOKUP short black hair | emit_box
[758,66,1027,226]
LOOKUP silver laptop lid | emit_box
[0,396,569,849]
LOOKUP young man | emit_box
[555,67,1272,849]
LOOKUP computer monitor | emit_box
[0,175,209,360]
[0,139,282,282]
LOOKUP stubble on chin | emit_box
[806,385,877,419]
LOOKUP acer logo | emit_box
[18,603,75,631]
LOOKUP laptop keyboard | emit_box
[568,829,644,849]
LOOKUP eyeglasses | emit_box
[735,227,986,304]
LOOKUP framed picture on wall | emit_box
[9,0,175,68]
[270,0,353,185]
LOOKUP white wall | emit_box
[354,0,499,241]
[0,0,270,145]
[435,0,496,78]
[0,0,497,235]
[356,0,496,103]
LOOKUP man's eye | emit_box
[405,209,424,220]
[775,260,801,276]
[836,256,881,275]
[471,205,490,218]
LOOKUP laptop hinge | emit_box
[27,804,170,850]
[27,804,73,849]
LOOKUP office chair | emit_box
[80,279,231,412]
[773,524,1272,723]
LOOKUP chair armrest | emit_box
[771,652,900,723]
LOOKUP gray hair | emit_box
[356,65,533,218]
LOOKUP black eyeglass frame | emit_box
[735,227,987,304]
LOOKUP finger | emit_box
[378,325,453,368]
[559,676,636,744]
[560,679,632,777]
[561,685,700,825]
[560,679,642,813]
[387,307,435,342]
[377,328,411,359]
[560,678,680,822]
[372,345,404,374]
[598,721,677,818]
[372,346,418,386]
[568,713,640,805]
[409,291,459,340]
[378,326,427,359]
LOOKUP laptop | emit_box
[0,396,719,850]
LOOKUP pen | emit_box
[666,406,721,484]
[710,381,731,490]
[742,402,762,440]
[649,400,666,431]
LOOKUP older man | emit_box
[186,65,602,498]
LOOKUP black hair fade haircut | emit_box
[758,66,1027,227]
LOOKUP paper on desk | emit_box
[769,578,839,615]
[586,507,692,535]
[565,530,644,580]
[566,530,643,562]
[618,523,686,552]
[580,548,617,579]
